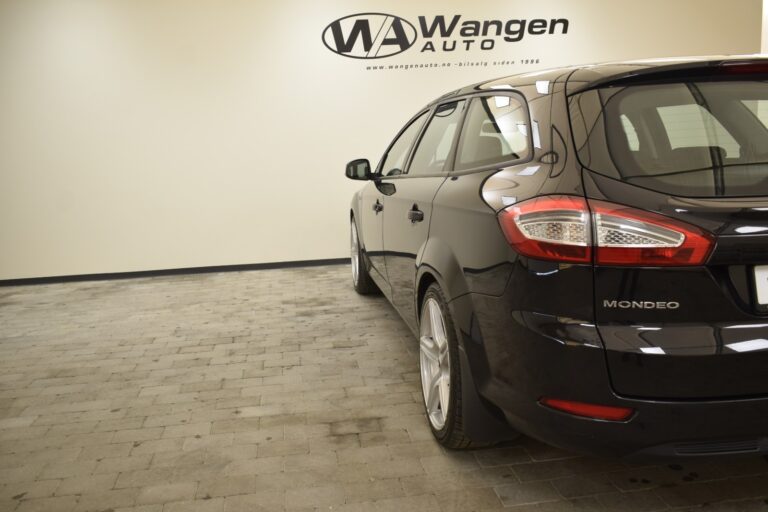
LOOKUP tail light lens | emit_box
[498,195,714,266]
[540,397,634,421]
[590,200,714,265]
[498,196,591,263]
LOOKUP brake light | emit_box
[720,62,768,75]
[540,397,634,421]
[498,196,592,263]
[497,195,714,266]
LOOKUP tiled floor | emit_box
[1,265,767,512]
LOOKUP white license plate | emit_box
[755,265,768,305]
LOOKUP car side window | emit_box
[456,95,530,171]
[380,111,429,177]
[408,100,466,176]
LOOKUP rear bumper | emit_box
[510,390,768,461]
[451,291,768,460]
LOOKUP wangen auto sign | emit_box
[322,13,418,59]
[323,13,570,59]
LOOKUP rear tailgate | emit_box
[586,174,768,399]
[569,66,768,399]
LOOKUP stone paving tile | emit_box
[55,472,118,496]
[474,445,532,467]
[595,489,668,511]
[15,495,79,512]
[551,474,618,499]
[436,487,504,510]
[163,498,225,512]
[135,482,198,505]
[343,478,404,504]
[1,265,768,512]
[0,480,60,502]
[494,480,562,507]
[499,496,606,511]
[74,488,138,512]
[285,484,346,509]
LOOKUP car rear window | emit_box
[570,81,768,197]
[455,95,530,171]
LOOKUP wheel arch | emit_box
[416,271,437,321]
[415,237,470,316]
[415,237,516,444]
[349,192,363,247]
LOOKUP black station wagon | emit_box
[346,56,768,459]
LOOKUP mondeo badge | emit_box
[322,13,418,59]
[603,300,680,310]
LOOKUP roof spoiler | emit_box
[569,58,768,95]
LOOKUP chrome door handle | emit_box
[408,208,424,223]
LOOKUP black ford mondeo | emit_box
[345,56,768,459]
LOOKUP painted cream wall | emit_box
[764,0,768,51]
[0,0,762,279]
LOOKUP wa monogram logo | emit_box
[322,13,418,59]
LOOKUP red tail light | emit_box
[497,195,714,266]
[497,196,591,263]
[540,397,634,421]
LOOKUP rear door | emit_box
[361,110,429,291]
[382,99,466,331]
[571,76,768,399]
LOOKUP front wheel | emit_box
[419,283,480,449]
[350,219,376,295]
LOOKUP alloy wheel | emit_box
[419,297,451,430]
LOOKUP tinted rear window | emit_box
[570,81,768,197]
[456,95,530,171]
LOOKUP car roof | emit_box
[427,54,768,106]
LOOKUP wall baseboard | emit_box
[0,258,350,287]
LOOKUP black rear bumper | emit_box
[450,292,768,460]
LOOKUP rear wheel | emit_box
[419,283,479,449]
[350,218,376,295]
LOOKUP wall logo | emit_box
[323,13,570,59]
[322,13,418,59]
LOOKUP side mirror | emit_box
[345,159,372,180]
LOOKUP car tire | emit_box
[419,283,484,449]
[350,218,377,295]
